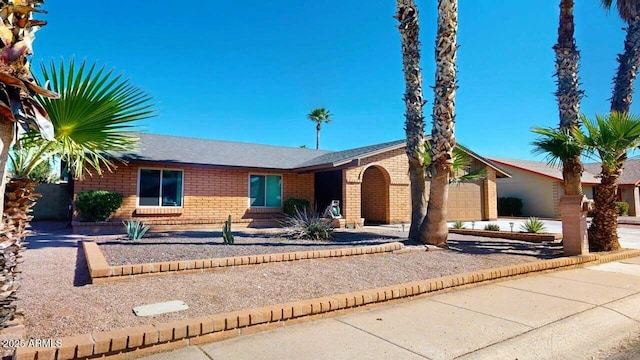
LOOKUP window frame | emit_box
[248,173,283,208]
[136,167,185,208]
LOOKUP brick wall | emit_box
[74,162,314,226]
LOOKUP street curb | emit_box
[15,249,640,360]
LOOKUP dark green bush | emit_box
[615,201,629,216]
[498,197,523,216]
[283,198,310,216]
[75,190,123,222]
[484,223,501,231]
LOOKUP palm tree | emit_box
[532,113,640,252]
[0,59,154,329]
[395,0,427,241]
[422,142,486,185]
[307,108,332,150]
[420,0,459,247]
[575,112,640,251]
[555,0,584,195]
[0,1,58,330]
[602,0,640,113]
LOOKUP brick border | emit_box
[82,241,405,283]
[15,249,640,360]
[450,229,562,242]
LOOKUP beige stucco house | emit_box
[491,158,640,218]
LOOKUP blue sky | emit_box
[31,1,634,160]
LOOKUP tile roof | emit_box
[490,158,640,186]
[120,133,506,174]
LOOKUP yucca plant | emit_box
[519,217,547,233]
[451,220,465,229]
[123,219,150,241]
[281,208,334,241]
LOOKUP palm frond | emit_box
[28,59,155,178]
[307,107,332,124]
[531,126,584,166]
[577,112,640,171]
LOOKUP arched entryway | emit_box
[361,165,390,224]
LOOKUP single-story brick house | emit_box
[491,158,640,218]
[72,134,509,230]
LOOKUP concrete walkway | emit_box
[140,258,640,359]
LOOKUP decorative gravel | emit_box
[17,222,562,340]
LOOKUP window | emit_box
[249,174,282,207]
[138,169,183,207]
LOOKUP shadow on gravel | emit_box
[25,221,79,249]
[73,245,91,287]
[447,239,562,259]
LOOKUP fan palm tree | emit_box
[575,112,640,251]
[0,59,154,329]
[307,108,332,150]
[420,0,459,247]
[602,0,640,113]
[532,112,640,252]
[395,0,427,241]
[0,0,58,330]
[555,0,584,195]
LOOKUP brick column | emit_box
[483,168,497,220]
[559,195,589,255]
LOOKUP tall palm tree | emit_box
[396,0,427,241]
[307,108,332,150]
[532,113,640,252]
[0,59,154,329]
[0,0,58,330]
[555,0,584,195]
[575,113,640,251]
[602,0,640,113]
[420,0,459,247]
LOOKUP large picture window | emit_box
[250,174,282,207]
[138,169,183,207]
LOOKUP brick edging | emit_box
[16,249,640,360]
[449,229,562,242]
[82,241,405,283]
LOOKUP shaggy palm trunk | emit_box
[554,0,584,195]
[421,0,458,247]
[396,0,427,241]
[316,123,321,150]
[611,15,640,114]
[588,169,621,251]
[0,177,40,329]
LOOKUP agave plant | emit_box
[0,0,58,331]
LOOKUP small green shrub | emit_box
[498,197,523,216]
[75,190,123,222]
[123,219,150,241]
[519,217,546,233]
[484,223,501,231]
[615,202,629,216]
[282,209,333,240]
[452,220,466,229]
[283,198,310,216]
[222,215,234,245]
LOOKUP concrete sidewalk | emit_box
[141,256,640,360]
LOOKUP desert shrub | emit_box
[498,197,523,216]
[452,220,466,229]
[519,217,546,233]
[484,223,501,231]
[615,202,629,216]
[283,198,310,216]
[75,190,123,222]
[281,209,333,240]
[123,219,150,241]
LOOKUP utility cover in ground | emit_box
[133,300,189,317]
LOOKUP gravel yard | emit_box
[17,222,562,340]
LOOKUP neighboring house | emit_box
[73,134,509,231]
[491,158,640,218]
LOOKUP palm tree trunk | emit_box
[0,121,14,217]
[421,0,458,247]
[588,169,621,251]
[611,16,640,114]
[396,0,428,241]
[555,0,584,195]
[316,123,321,150]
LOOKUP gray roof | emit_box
[584,160,640,186]
[491,158,603,184]
[121,133,505,173]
